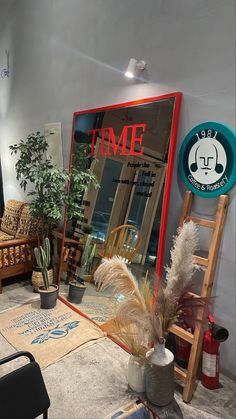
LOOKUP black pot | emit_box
[68,281,86,304]
[38,284,58,309]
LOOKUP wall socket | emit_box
[44,122,64,168]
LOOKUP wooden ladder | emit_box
[169,190,229,402]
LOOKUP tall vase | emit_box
[128,354,145,393]
[145,341,174,406]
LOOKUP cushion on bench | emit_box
[15,204,37,239]
[0,200,25,235]
[0,231,14,241]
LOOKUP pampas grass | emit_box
[164,221,199,300]
[94,256,146,308]
[94,222,209,346]
[94,259,153,346]
[107,317,148,357]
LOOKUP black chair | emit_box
[0,351,50,419]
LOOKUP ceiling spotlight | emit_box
[125,58,147,79]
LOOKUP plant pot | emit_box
[38,284,58,309]
[68,281,86,304]
[128,354,145,393]
[145,342,174,406]
[31,267,54,292]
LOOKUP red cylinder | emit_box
[201,329,220,389]
[175,321,192,369]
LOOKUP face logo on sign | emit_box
[179,123,236,198]
[189,136,226,185]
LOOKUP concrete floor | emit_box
[0,278,236,419]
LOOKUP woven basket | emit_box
[31,268,54,291]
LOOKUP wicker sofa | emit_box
[0,200,38,293]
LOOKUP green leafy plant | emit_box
[9,132,99,244]
[34,237,51,289]
[66,143,99,224]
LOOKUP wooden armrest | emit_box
[0,237,37,249]
[63,237,80,245]
[52,229,81,246]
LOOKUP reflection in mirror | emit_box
[57,93,182,327]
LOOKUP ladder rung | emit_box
[187,291,200,298]
[186,216,216,229]
[194,255,208,266]
[169,324,194,344]
[174,365,187,382]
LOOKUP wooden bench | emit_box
[0,200,38,293]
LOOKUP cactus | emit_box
[79,235,96,277]
[34,237,51,289]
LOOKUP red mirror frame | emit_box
[58,92,182,299]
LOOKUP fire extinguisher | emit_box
[175,319,193,369]
[201,313,229,389]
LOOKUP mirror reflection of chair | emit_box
[52,230,82,281]
[99,224,141,263]
[0,351,50,419]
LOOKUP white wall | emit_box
[0,0,235,378]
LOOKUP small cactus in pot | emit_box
[34,237,51,289]
[79,235,97,277]
[33,238,58,309]
[68,234,96,304]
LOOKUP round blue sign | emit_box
[179,122,236,198]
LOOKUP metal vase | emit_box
[145,342,174,406]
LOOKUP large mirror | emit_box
[56,93,182,326]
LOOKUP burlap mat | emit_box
[72,295,116,325]
[0,299,105,368]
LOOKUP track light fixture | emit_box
[125,58,147,79]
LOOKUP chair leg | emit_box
[43,410,48,419]
[0,279,2,294]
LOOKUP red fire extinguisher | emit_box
[201,313,229,389]
[175,320,192,369]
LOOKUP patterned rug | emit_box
[0,299,105,368]
[68,295,117,325]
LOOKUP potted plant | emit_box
[9,132,99,289]
[9,132,69,245]
[31,236,54,291]
[107,316,147,393]
[9,134,99,242]
[68,235,96,304]
[34,238,58,309]
[94,222,209,406]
